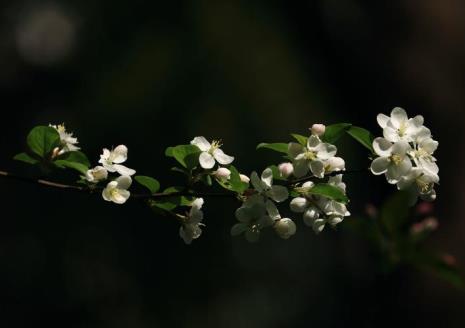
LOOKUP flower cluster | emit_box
[288,125,345,178]
[290,175,350,233]
[87,145,136,204]
[370,108,439,201]
[231,168,294,242]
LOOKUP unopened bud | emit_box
[86,166,108,183]
[310,123,326,137]
[214,167,231,180]
[278,162,294,178]
[274,218,296,239]
[51,147,61,159]
[239,174,250,184]
[325,157,345,172]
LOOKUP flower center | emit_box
[209,140,222,153]
[110,188,119,197]
[304,151,317,161]
[416,178,433,194]
[390,154,403,165]
[398,122,407,137]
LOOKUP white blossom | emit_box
[102,175,132,204]
[231,195,274,242]
[370,138,412,184]
[179,198,205,244]
[50,123,80,154]
[190,136,234,169]
[250,168,289,202]
[85,166,108,183]
[288,135,337,178]
[377,107,424,143]
[397,168,438,202]
[99,145,136,176]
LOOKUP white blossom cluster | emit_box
[290,175,350,233]
[370,107,439,201]
[288,124,345,178]
[85,145,136,204]
[231,168,294,242]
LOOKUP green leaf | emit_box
[57,151,90,167]
[27,126,61,158]
[321,123,352,144]
[229,166,249,193]
[135,175,160,194]
[291,134,308,146]
[165,146,174,157]
[171,145,201,169]
[256,142,288,154]
[14,152,39,164]
[347,126,375,153]
[150,187,192,211]
[380,191,411,234]
[54,160,89,175]
[308,183,348,204]
[200,174,213,186]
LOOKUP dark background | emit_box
[1,0,465,327]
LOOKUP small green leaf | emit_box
[150,187,192,211]
[14,152,39,164]
[200,174,213,186]
[27,126,61,158]
[171,145,201,169]
[229,166,249,193]
[256,142,288,154]
[347,126,374,153]
[135,175,160,194]
[322,123,352,144]
[308,183,348,204]
[291,134,308,146]
[54,160,89,175]
[165,146,174,157]
[57,151,90,167]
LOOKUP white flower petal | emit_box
[113,164,136,176]
[261,168,273,188]
[288,142,305,159]
[376,114,390,128]
[112,145,128,164]
[111,189,130,204]
[213,148,234,165]
[373,137,392,157]
[307,135,320,149]
[390,107,408,129]
[199,152,215,169]
[265,200,280,220]
[231,223,248,236]
[268,185,289,203]
[250,171,264,192]
[116,175,132,189]
[190,136,211,152]
[293,159,309,178]
[370,157,390,175]
[309,160,325,178]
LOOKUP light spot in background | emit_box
[15,5,76,66]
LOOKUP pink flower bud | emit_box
[310,123,326,136]
[278,162,294,178]
[214,167,231,180]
